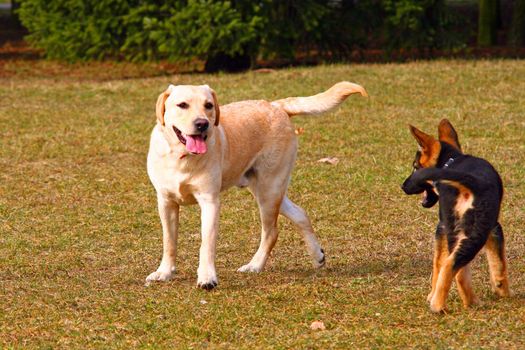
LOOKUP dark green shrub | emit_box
[120,1,263,62]
[255,0,384,61]
[18,0,263,63]
[18,0,132,60]
[383,0,466,50]
[17,0,469,66]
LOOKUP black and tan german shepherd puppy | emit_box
[402,119,510,313]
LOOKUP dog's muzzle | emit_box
[172,125,208,154]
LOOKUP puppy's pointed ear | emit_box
[210,88,220,126]
[409,125,435,149]
[438,118,461,151]
[155,86,173,126]
[409,124,441,167]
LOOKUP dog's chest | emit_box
[147,153,200,205]
[153,168,197,205]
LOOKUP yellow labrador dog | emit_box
[146,82,367,289]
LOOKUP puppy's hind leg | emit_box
[431,231,485,313]
[455,265,479,308]
[485,223,510,297]
[280,195,325,268]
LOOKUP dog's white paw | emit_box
[313,248,326,268]
[237,264,263,273]
[144,267,175,286]
[197,268,218,290]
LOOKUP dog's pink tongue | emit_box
[185,135,207,154]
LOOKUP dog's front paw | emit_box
[197,268,218,290]
[237,263,263,273]
[429,297,447,313]
[313,248,326,268]
[145,267,176,286]
[492,280,511,297]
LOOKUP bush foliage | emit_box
[18,0,466,66]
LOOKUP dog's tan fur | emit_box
[146,82,367,289]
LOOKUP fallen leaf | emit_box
[310,320,326,330]
[317,157,339,165]
[295,127,305,135]
[253,68,276,74]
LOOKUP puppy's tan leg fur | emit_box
[430,254,457,313]
[430,232,469,313]
[455,265,479,308]
[428,233,449,302]
[485,227,510,297]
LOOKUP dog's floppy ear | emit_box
[155,85,174,126]
[438,118,461,151]
[207,86,220,126]
[409,125,441,168]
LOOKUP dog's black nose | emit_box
[195,118,209,132]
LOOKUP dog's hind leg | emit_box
[280,196,325,268]
[455,265,479,308]
[238,184,283,273]
[430,230,485,312]
[484,223,510,297]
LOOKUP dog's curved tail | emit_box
[271,81,367,117]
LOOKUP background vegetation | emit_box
[1,61,524,348]
[12,0,525,70]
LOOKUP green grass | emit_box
[1,60,524,349]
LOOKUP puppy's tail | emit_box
[271,81,367,117]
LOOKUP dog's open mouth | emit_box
[172,126,208,154]
[421,187,439,208]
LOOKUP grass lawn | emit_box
[1,60,524,348]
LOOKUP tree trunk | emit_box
[511,0,525,46]
[478,0,499,46]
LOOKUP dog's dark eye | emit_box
[177,102,189,109]
[204,102,214,110]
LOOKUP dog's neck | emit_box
[436,142,463,168]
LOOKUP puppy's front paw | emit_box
[237,263,263,273]
[429,298,447,314]
[145,267,175,286]
[197,268,218,290]
[492,280,511,297]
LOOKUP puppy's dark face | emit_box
[403,125,442,208]
[402,119,462,208]
[404,150,439,207]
